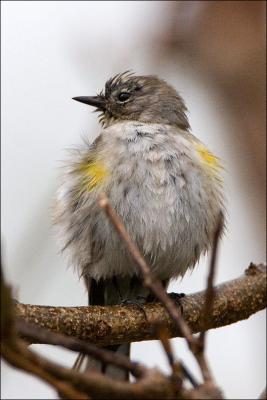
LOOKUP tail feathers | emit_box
[72,275,149,380]
[73,343,130,381]
[73,352,86,371]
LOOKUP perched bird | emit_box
[53,71,224,379]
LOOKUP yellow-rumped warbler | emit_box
[53,71,224,379]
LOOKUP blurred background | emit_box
[1,1,266,398]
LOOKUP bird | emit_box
[53,71,224,380]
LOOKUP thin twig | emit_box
[157,325,182,386]
[158,326,176,367]
[199,212,224,347]
[159,332,198,388]
[158,326,198,389]
[179,361,199,388]
[195,212,224,382]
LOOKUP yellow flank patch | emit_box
[196,143,220,170]
[78,159,109,192]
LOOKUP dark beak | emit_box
[72,95,106,110]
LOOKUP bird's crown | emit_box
[73,71,190,130]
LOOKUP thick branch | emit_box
[16,319,146,378]
[16,264,266,346]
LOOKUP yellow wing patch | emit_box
[196,143,220,170]
[77,159,109,192]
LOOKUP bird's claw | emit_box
[168,292,185,314]
[121,296,148,320]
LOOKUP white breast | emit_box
[86,122,223,281]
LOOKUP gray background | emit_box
[1,2,266,399]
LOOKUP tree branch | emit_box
[15,263,266,346]
[16,319,146,379]
[196,212,224,383]
[0,261,224,400]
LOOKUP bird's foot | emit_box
[168,292,185,301]
[168,292,185,314]
[121,295,148,307]
[121,296,149,320]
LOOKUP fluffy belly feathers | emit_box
[54,122,223,281]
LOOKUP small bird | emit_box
[53,71,224,379]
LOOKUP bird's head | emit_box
[73,71,190,130]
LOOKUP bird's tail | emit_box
[72,275,149,381]
[73,342,130,381]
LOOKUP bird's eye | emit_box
[118,92,130,102]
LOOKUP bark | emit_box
[15,263,266,346]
